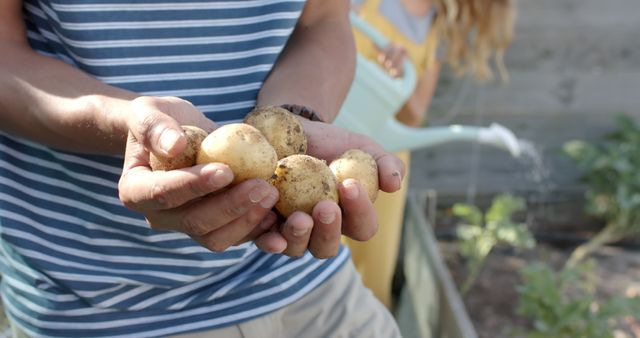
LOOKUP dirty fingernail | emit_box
[392,171,402,188]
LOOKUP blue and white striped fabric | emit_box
[0,1,349,337]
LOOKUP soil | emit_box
[438,241,640,338]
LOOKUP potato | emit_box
[150,125,208,171]
[244,106,307,159]
[329,149,379,203]
[197,123,277,184]
[271,154,339,217]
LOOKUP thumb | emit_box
[126,97,187,157]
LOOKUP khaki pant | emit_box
[171,260,401,338]
[11,260,401,338]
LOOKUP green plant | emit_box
[516,261,640,338]
[453,193,535,295]
[563,114,640,267]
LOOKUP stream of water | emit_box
[515,139,557,227]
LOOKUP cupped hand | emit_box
[118,96,280,252]
[256,118,405,259]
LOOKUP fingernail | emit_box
[232,205,248,215]
[209,168,232,188]
[249,187,269,203]
[259,213,277,230]
[318,211,335,225]
[343,180,360,200]
[291,224,310,237]
[392,171,402,189]
[259,190,279,209]
[266,241,286,254]
[159,129,181,155]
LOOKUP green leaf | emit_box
[452,203,483,225]
[516,261,635,338]
[486,194,525,222]
[496,223,536,249]
[563,114,640,258]
[562,140,593,162]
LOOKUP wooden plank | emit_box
[430,71,640,116]
[516,0,640,28]
[397,193,478,338]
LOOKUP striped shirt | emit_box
[0,1,349,337]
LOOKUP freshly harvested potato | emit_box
[150,125,208,171]
[197,123,277,184]
[244,106,307,159]
[329,149,379,203]
[271,154,339,217]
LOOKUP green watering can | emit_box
[335,13,521,157]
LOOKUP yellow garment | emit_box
[353,0,439,76]
[345,1,439,309]
[343,151,410,309]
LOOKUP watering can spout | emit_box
[477,123,522,157]
[382,119,522,157]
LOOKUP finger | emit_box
[254,228,288,254]
[152,96,217,133]
[236,211,279,245]
[377,44,399,70]
[388,67,399,78]
[298,120,405,192]
[308,200,342,259]
[377,51,387,65]
[345,134,405,193]
[119,162,234,212]
[383,58,394,71]
[338,179,378,241]
[374,152,405,193]
[280,211,314,257]
[376,45,393,64]
[122,131,149,173]
[388,45,407,76]
[148,179,278,235]
[127,97,188,157]
[195,197,279,253]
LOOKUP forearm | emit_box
[257,0,355,122]
[397,62,441,127]
[0,42,136,155]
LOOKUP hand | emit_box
[118,96,281,252]
[254,118,405,258]
[377,43,408,78]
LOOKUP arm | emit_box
[254,0,406,258]
[376,43,441,127]
[0,0,280,256]
[396,61,441,127]
[0,1,216,155]
[0,1,135,154]
[257,0,355,122]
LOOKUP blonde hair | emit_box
[433,0,516,82]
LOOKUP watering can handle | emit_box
[349,12,417,98]
[339,13,521,156]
